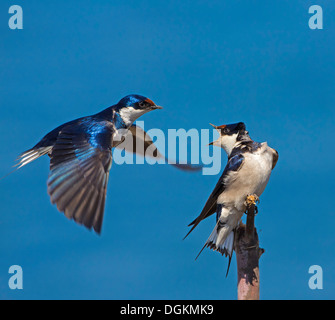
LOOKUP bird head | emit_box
[208,122,247,155]
[117,94,162,125]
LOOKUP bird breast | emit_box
[218,143,274,211]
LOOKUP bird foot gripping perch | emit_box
[244,194,259,215]
[243,194,260,242]
[244,194,259,206]
[244,194,259,207]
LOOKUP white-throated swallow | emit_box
[184,122,278,273]
[14,94,199,234]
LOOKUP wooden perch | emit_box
[235,195,264,300]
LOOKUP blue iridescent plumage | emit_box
[14,94,201,234]
[16,94,162,234]
[224,153,244,173]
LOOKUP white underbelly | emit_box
[219,150,273,211]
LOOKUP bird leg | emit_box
[244,194,259,207]
[244,194,259,215]
[243,195,259,241]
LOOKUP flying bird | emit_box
[13,94,199,234]
[184,122,278,267]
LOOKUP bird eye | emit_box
[138,101,146,108]
[222,128,229,134]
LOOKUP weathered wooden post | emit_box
[235,195,264,300]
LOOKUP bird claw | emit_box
[244,194,259,216]
[244,194,260,207]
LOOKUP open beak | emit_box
[208,123,219,146]
[209,123,225,133]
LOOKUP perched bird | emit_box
[184,122,278,266]
[14,94,199,234]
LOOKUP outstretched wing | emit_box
[184,153,245,239]
[116,124,202,171]
[47,121,114,234]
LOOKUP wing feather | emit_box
[184,153,245,239]
[47,122,113,234]
[116,124,202,171]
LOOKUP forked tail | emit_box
[15,146,52,169]
[0,146,52,181]
[196,222,236,277]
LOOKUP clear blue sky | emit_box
[1,0,334,299]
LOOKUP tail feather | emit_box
[0,146,52,181]
[15,146,52,169]
[206,225,234,256]
[196,223,236,276]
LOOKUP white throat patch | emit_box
[119,107,149,126]
[218,133,238,155]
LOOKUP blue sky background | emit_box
[0,0,334,299]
